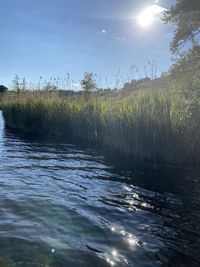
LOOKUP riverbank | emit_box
[1,71,200,166]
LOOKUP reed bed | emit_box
[1,78,200,166]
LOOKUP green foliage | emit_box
[170,45,200,74]
[21,78,27,91]
[12,75,20,94]
[81,72,96,93]
[2,72,200,166]
[123,78,151,91]
[163,0,200,53]
[0,85,8,94]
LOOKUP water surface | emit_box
[0,112,200,266]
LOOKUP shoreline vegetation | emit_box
[0,1,200,168]
[1,68,200,167]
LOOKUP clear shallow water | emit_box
[0,112,200,267]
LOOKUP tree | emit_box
[170,45,200,74]
[81,72,96,94]
[163,0,200,53]
[20,77,27,91]
[12,75,20,94]
[0,85,8,93]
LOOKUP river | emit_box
[0,111,199,267]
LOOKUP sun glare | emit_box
[138,4,166,27]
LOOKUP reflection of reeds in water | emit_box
[0,257,12,267]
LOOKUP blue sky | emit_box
[0,0,175,88]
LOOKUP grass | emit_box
[1,70,200,167]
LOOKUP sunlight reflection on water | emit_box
[0,112,200,266]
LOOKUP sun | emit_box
[138,4,166,28]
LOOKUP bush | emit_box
[0,85,8,94]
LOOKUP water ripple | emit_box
[0,112,200,266]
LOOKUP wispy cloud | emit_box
[115,36,126,42]
[72,82,80,88]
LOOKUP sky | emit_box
[0,0,176,88]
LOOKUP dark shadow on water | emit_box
[5,125,199,195]
[2,124,200,267]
